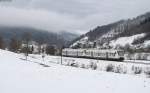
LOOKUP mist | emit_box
[0,0,150,34]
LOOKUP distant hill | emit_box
[0,26,79,48]
[70,12,150,50]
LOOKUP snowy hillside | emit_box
[71,12,150,49]
[70,36,94,48]
[0,49,150,93]
[110,33,146,48]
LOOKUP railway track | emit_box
[123,60,150,65]
[62,56,150,65]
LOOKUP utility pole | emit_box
[60,47,63,65]
[42,47,45,62]
[60,45,64,65]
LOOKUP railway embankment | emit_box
[49,56,150,78]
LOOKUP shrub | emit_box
[106,64,114,72]
[89,62,94,68]
[144,67,150,78]
[132,66,142,74]
[70,63,78,67]
[92,63,97,70]
[145,71,150,75]
[89,62,97,70]
[81,64,85,68]
[114,65,122,73]
[145,71,150,78]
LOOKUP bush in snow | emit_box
[66,61,73,66]
[115,65,127,74]
[144,67,150,78]
[106,64,114,72]
[132,66,142,74]
[144,71,150,78]
[80,64,85,68]
[70,62,78,67]
[89,62,94,68]
[92,63,97,70]
[114,65,121,73]
[89,62,97,70]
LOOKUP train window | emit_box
[96,52,99,56]
[113,53,116,56]
[112,53,114,56]
[99,53,102,56]
[98,53,100,56]
[84,50,86,53]
[110,53,112,56]
[97,53,99,56]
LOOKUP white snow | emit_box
[0,49,150,93]
[70,36,93,48]
[143,40,150,47]
[110,33,146,47]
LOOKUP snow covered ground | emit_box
[110,33,146,47]
[0,49,150,93]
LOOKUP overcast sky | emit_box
[0,0,150,34]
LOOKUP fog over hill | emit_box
[0,26,79,47]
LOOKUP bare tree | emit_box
[22,32,32,60]
[37,37,45,54]
[9,37,21,52]
[0,35,4,49]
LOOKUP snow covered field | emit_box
[0,49,150,93]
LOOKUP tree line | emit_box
[0,32,58,57]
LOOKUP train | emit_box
[62,48,125,61]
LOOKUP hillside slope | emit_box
[71,12,150,49]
